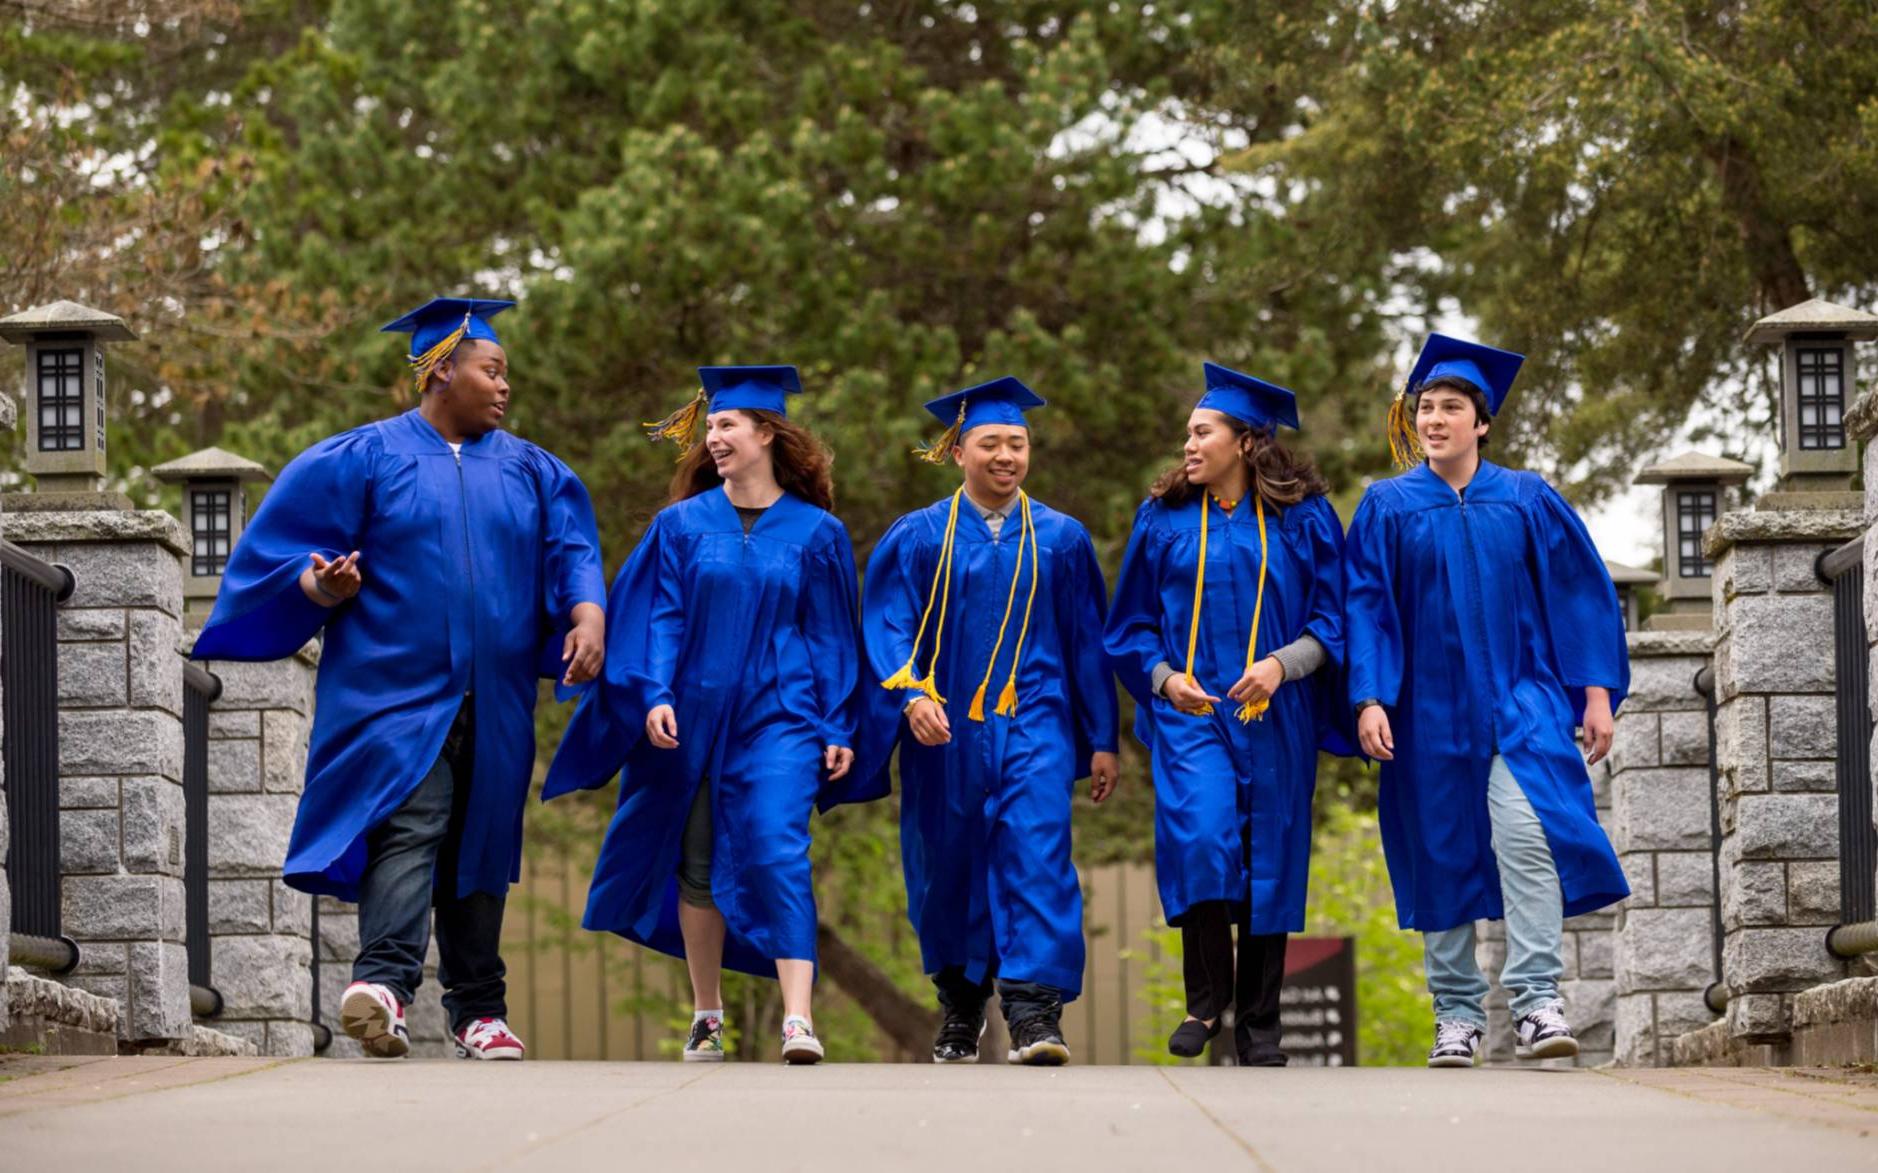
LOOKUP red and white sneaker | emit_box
[454,1016,526,1060]
[340,981,410,1059]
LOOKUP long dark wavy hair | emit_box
[667,409,836,511]
[1149,417,1330,508]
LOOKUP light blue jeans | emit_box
[1421,755,1563,1026]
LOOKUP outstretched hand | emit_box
[302,551,362,606]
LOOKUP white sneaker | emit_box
[340,981,410,1059]
[454,1016,526,1060]
[1427,1018,1482,1068]
[780,1017,824,1065]
[1514,1000,1579,1060]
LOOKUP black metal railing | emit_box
[1821,536,1878,959]
[309,895,332,1052]
[1694,664,1729,1012]
[2,541,74,966]
[183,661,222,1015]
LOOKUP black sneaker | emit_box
[1514,1000,1579,1061]
[1007,1017,1071,1066]
[1235,1024,1287,1067]
[932,1008,987,1064]
[1428,1018,1483,1068]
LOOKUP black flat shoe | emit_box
[1236,1024,1288,1067]
[1168,1017,1220,1058]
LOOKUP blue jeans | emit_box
[352,701,508,1032]
[1421,755,1563,1026]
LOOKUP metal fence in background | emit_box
[1821,537,1878,959]
[184,661,223,1016]
[2,541,73,954]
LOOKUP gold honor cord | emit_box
[879,488,964,706]
[407,312,473,392]
[968,491,1041,722]
[1180,493,1275,724]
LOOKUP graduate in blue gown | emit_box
[543,365,867,1066]
[192,297,606,1060]
[860,376,1120,1067]
[1344,334,1629,1068]
[1104,363,1349,1067]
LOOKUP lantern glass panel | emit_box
[191,487,233,577]
[1796,347,1846,450]
[1676,488,1718,578]
[35,347,85,452]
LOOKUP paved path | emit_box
[2,1056,1875,1171]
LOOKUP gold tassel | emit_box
[1386,388,1424,470]
[1235,496,1273,725]
[993,493,1041,718]
[913,400,968,464]
[968,491,1031,723]
[644,387,709,457]
[881,489,963,707]
[1181,493,1217,717]
[967,683,990,722]
[407,312,473,392]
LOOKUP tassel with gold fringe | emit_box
[644,388,709,458]
[992,492,1041,718]
[1386,388,1424,470]
[913,400,968,464]
[1179,493,1218,717]
[407,312,474,392]
[880,488,964,706]
[1234,495,1273,724]
[968,490,1038,722]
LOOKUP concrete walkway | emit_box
[2,1056,1875,1171]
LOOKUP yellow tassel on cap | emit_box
[914,400,968,464]
[1234,495,1273,725]
[407,312,473,392]
[644,388,709,458]
[881,489,964,707]
[1386,388,1424,470]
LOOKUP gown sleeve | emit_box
[541,510,684,799]
[1294,494,1357,757]
[1102,500,1166,708]
[1522,477,1631,720]
[1055,522,1120,765]
[1342,487,1406,712]
[528,448,608,696]
[190,428,376,662]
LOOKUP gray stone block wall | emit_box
[189,632,323,1056]
[1608,631,1719,1066]
[1706,510,1859,1047]
[4,509,194,1043]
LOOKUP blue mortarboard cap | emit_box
[923,375,1046,435]
[379,297,515,360]
[1405,333,1525,416]
[698,365,802,416]
[1195,362,1300,431]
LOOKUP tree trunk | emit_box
[1707,135,1812,311]
[817,922,939,1058]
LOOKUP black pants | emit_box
[1181,900,1286,1031]
[933,965,1061,1032]
[353,700,508,1032]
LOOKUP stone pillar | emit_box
[0,391,14,1026]
[2,509,191,1044]
[187,634,321,1056]
[1708,508,1860,1052]
[1475,753,1618,1067]
[1608,631,1720,1065]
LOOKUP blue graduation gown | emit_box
[858,495,1119,997]
[1343,460,1631,931]
[543,488,869,977]
[191,410,606,900]
[1105,492,1349,933]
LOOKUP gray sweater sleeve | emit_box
[1269,633,1327,683]
[1150,661,1177,697]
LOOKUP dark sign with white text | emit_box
[1277,936,1358,1066]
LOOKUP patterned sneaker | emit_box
[1008,1018,1071,1066]
[1514,1000,1579,1061]
[1427,1019,1483,1068]
[340,981,410,1059]
[780,1016,824,1065]
[454,1016,526,1060]
[932,1008,987,1064]
[683,1014,726,1062]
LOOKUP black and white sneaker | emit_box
[932,1009,987,1064]
[1514,1000,1579,1060]
[1007,1018,1071,1066]
[1427,1019,1483,1068]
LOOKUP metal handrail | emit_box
[8,932,79,974]
[0,542,75,601]
[182,662,222,702]
[1819,534,1865,583]
[1694,665,1724,1015]
[190,984,224,1019]
[1827,920,1878,959]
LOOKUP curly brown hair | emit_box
[1149,417,1330,508]
[667,410,836,511]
